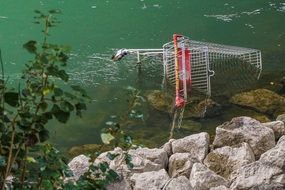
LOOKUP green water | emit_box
[1,0,285,150]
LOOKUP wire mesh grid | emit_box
[162,36,262,99]
[189,40,262,78]
[163,37,213,97]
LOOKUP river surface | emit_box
[1,0,285,150]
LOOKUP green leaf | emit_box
[4,92,19,107]
[75,102,87,111]
[64,92,76,99]
[39,129,50,142]
[42,112,53,121]
[26,156,37,163]
[58,70,69,82]
[54,87,63,96]
[43,86,53,95]
[47,65,59,76]
[52,104,70,123]
[127,162,134,170]
[25,134,38,147]
[42,180,53,189]
[71,85,85,94]
[99,162,109,172]
[106,153,119,160]
[39,101,48,111]
[101,133,115,145]
[60,101,74,112]
[34,10,42,14]
[108,169,119,180]
[21,89,30,97]
[49,9,61,14]
[40,54,49,64]
[23,40,37,54]
[58,51,68,63]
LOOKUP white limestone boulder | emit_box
[162,139,175,156]
[68,154,91,180]
[94,147,127,171]
[189,163,229,190]
[204,142,255,180]
[128,147,168,173]
[259,135,285,169]
[276,114,285,123]
[130,169,170,190]
[168,153,196,178]
[263,121,285,141]
[230,161,285,189]
[213,116,275,158]
[172,132,210,162]
[164,176,193,190]
[210,186,229,190]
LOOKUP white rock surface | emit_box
[130,169,170,190]
[94,147,126,171]
[230,161,285,189]
[276,114,285,123]
[106,178,132,190]
[263,120,285,140]
[209,185,229,190]
[164,176,193,190]
[213,116,275,158]
[162,139,175,156]
[128,148,168,173]
[168,153,196,178]
[68,154,90,180]
[259,135,285,169]
[204,142,255,180]
[172,132,210,162]
[190,163,229,190]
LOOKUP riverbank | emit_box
[68,115,285,189]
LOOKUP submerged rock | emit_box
[274,106,285,119]
[179,119,202,133]
[146,90,173,113]
[230,89,285,114]
[204,142,255,180]
[130,169,170,190]
[213,116,275,159]
[223,105,271,123]
[184,99,222,119]
[68,144,110,157]
[190,163,229,190]
[146,90,221,119]
[172,132,210,162]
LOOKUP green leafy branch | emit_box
[0,10,89,189]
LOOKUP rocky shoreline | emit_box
[68,116,285,190]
